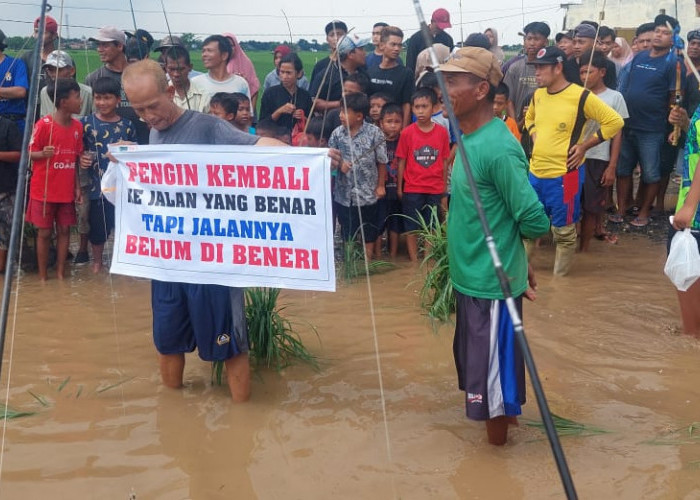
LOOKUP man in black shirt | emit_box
[0,117,21,272]
[310,20,347,88]
[564,23,617,89]
[406,8,454,73]
[368,26,415,126]
[309,34,370,113]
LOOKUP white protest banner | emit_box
[106,144,335,292]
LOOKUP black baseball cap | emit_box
[527,45,566,65]
[523,22,550,38]
[655,14,679,31]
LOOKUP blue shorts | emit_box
[617,129,665,183]
[402,192,442,232]
[376,198,403,234]
[151,281,248,361]
[529,170,584,227]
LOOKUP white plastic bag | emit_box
[664,229,700,291]
[100,161,118,205]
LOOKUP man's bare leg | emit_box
[225,353,250,402]
[406,233,418,262]
[579,212,596,252]
[637,181,659,221]
[678,280,700,338]
[615,176,632,218]
[388,230,399,258]
[159,353,185,389]
[55,225,70,279]
[485,415,513,446]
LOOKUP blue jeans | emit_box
[617,129,665,184]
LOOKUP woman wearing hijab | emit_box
[484,27,504,64]
[223,33,261,108]
[609,37,633,68]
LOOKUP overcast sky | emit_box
[3,0,566,46]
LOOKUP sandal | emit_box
[608,214,624,223]
[630,216,650,228]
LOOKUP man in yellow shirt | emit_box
[525,46,623,275]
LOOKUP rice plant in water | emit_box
[339,239,394,282]
[212,287,319,384]
[0,404,36,420]
[412,206,455,322]
[524,413,610,437]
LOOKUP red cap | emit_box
[274,45,292,57]
[431,8,451,30]
[34,16,58,34]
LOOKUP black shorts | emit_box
[454,291,525,421]
[336,203,379,243]
[88,198,115,245]
[376,198,403,234]
[582,159,609,215]
[402,192,442,232]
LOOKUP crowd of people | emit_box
[0,8,698,443]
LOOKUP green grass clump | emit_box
[643,422,700,446]
[412,206,455,322]
[212,287,319,384]
[339,240,394,282]
[524,413,610,437]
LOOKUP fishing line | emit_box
[44,0,64,217]
[410,0,577,498]
[0,0,50,484]
[332,32,396,496]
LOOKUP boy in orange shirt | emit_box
[494,83,521,141]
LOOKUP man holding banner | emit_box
[121,59,287,402]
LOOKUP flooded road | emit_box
[0,232,698,499]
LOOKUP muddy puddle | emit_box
[0,231,698,499]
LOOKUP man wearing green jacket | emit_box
[440,48,550,446]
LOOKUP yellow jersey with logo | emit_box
[525,83,624,179]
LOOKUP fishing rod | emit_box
[409,1,578,498]
[0,0,50,380]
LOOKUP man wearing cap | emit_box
[0,29,28,132]
[440,47,549,446]
[368,26,414,126]
[525,46,623,275]
[262,45,309,93]
[20,15,58,92]
[406,8,454,74]
[503,22,549,129]
[191,34,250,111]
[555,30,574,58]
[309,20,347,88]
[613,14,685,227]
[309,34,369,113]
[563,23,617,89]
[85,26,149,145]
[124,29,154,63]
[39,50,93,117]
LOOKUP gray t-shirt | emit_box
[503,58,537,122]
[150,110,259,146]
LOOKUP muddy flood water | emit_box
[0,231,698,499]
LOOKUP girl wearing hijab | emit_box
[223,33,261,108]
[484,28,504,64]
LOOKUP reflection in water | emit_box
[1,235,699,498]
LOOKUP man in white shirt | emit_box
[191,35,250,111]
[163,45,207,113]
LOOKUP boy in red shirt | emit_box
[397,87,450,261]
[27,78,83,281]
